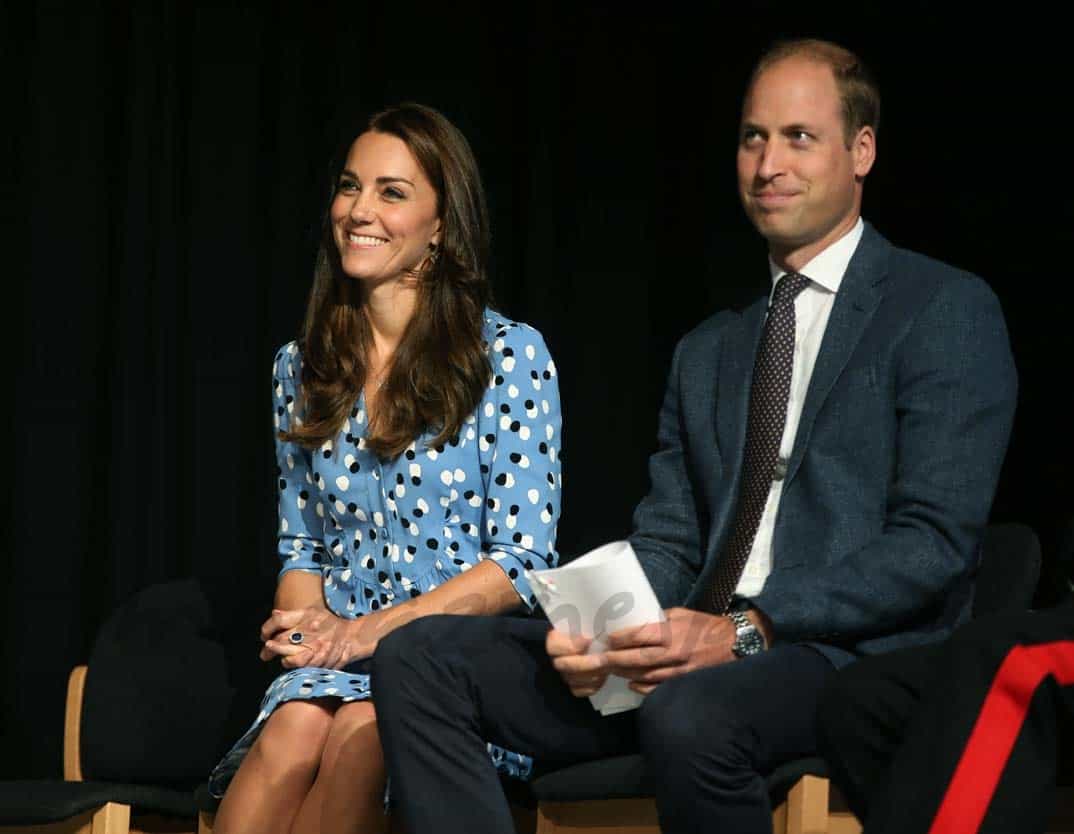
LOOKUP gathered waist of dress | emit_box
[320,557,466,619]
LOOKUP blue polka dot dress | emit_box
[208,311,563,797]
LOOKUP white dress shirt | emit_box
[734,217,865,598]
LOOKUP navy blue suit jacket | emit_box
[629,223,1018,667]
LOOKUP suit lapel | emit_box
[785,224,891,485]
[699,295,767,575]
[715,295,767,474]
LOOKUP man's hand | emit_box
[545,607,775,698]
[603,607,738,695]
[546,628,611,698]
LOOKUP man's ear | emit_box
[852,126,876,179]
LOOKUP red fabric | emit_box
[927,641,1074,834]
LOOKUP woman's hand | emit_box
[260,560,520,671]
[260,606,358,670]
[260,604,417,670]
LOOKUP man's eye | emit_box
[741,130,762,146]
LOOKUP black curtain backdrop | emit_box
[4,1,1072,778]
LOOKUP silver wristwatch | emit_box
[728,610,766,658]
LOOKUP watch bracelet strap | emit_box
[727,610,767,651]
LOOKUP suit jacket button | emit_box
[773,457,788,481]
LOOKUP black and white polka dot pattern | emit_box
[210,310,562,797]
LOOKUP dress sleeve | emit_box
[272,343,327,578]
[476,324,563,610]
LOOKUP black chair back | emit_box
[80,579,235,789]
[972,523,1042,618]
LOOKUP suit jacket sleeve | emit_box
[752,274,1017,642]
[629,338,705,608]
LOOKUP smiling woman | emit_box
[206,103,564,834]
[331,132,442,287]
[294,104,498,460]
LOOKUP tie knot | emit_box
[771,272,811,308]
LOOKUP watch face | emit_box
[731,624,764,656]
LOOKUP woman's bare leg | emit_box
[214,700,335,834]
[289,701,387,834]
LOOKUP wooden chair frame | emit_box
[0,666,195,834]
[40,655,1074,834]
[531,773,861,834]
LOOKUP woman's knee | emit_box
[250,700,335,776]
[319,701,383,780]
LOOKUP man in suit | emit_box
[371,38,1017,834]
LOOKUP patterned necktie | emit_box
[705,271,811,614]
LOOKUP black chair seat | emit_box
[766,757,830,803]
[532,755,650,802]
[194,781,219,814]
[973,523,1042,617]
[0,780,197,825]
[530,754,828,804]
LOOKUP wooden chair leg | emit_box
[771,796,789,833]
[827,812,863,834]
[826,777,863,834]
[785,775,830,834]
[64,665,89,782]
[534,802,564,834]
[90,803,130,834]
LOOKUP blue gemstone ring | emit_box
[289,632,304,645]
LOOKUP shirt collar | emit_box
[767,217,864,294]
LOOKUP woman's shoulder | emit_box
[271,340,303,383]
[482,309,552,359]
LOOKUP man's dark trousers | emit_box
[374,614,834,834]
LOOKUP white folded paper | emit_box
[525,540,666,715]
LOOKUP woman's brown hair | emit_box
[283,103,492,458]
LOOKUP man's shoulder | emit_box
[866,224,994,302]
[891,245,979,284]
[887,250,1005,332]
[675,304,759,353]
[868,232,1009,354]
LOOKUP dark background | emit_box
[4,1,1071,778]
